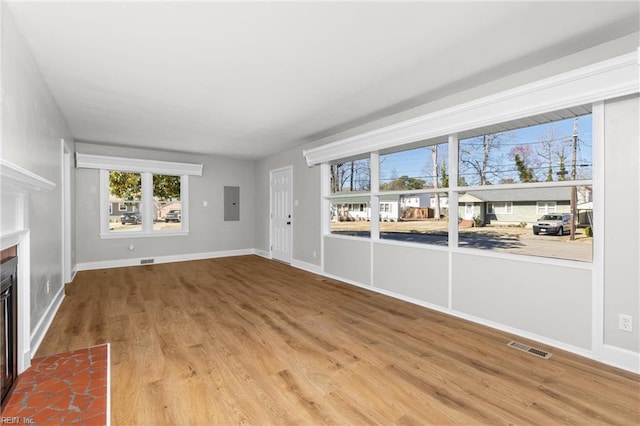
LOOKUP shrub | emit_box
[585,226,593,237]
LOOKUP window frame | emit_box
[487,202,513,215]
[321,115,594,260]
[76,153,202,240]
[537,201,557,214]
[100,170,189,239]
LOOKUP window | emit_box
[537,201,557,214]
[322,111,593,261]
[375,141,450,246]
[329,200,371,237]
[328,156,371,238]
[153,174,182,232]
[76,153,202,239]
[487,202,513,214]
[379,143,448,191]
[459,115,593,186]
[330,157,370,194]
[457,113,593,261]
[107,171,183,235]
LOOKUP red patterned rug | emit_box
[2,344,110,425]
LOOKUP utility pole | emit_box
[569,119,578,240]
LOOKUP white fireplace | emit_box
[0,159,55,373]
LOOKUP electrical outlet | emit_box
[618,314,633,332]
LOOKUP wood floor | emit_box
[37,256,639,425]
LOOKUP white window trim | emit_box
[118,202,127,212]
[99,170,190,239]
[537,201,557,214]
[78,154,200,239]
[487,202,513,214]
[77,153,203,176]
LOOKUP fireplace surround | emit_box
[1,159,56,397]
[1,255,18,407]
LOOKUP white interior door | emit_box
[270,167,292,263]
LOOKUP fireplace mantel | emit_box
[1,159,55,195]
[1,158,56,374]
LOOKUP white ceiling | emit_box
[7,1,639,159]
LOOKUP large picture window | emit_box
[323,111,593,261]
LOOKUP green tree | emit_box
[514,154,537,183]
[109,171,141,200]
[109,172,180,201]
[440,162,449,188]
[380,175,425,191]
[153,174,181,201]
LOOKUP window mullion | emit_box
[448,134,459,248]
[99,169,110,235]
[142,172,153,233]
[370,152,380,240]
[180,175,188,232]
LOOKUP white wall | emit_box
[452,254,592,349]
[1,3,75,332]
[74,142,256,265]
[373,243,448,308]
[603,95,639,352]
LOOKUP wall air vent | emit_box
[507,341,552,359]
[140,259,154,265]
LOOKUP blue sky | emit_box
[380,114,593,186]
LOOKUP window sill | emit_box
[100,231,189,239]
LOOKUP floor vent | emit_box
[507,341,552,359]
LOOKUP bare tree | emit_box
[459,133,505,185]
[536,126,572,182]
[330,159,370,193]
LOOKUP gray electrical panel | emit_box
[224,186,240,221]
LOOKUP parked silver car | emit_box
[532,213,571,235]
[165,209,181,223]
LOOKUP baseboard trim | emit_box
[253,249,271,259]
[30,285,65,357]
[599,344,640,374]
[291,258,322,274]
[76,249,255,271]
[317,270,640,373]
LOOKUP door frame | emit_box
[61,139,73,283]
[269,165,293,263]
